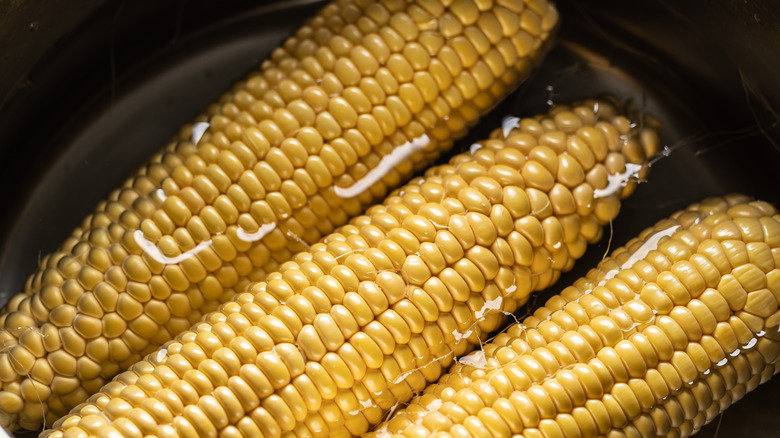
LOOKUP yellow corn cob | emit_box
[370,195,780,438]
[43,99,660,438]
[0,0,560,430]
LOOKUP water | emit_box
[0,1,779,437]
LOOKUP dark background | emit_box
[0,0,779,436]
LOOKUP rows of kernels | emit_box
[370,196,780,438]
[596,357,780,438]
[44,99,660,438]
[0,0,561,430]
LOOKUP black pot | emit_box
[0,1,778,436]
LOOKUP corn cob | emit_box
[370,194,780,438]
[0,0,561,430]
[43,99,660,438]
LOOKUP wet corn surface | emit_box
[0,0,559,430]
[370,195,780,438]
[1,0,780,437]
[43,99,658,437]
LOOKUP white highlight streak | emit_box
[191,122,210,144]
[600,225,681,285]
[474,297,503,320]
[458,350,487,368]
[236,223,277,243]
[593,163,643,198]
[334,135,430,198]
[502,116,520,138]
[134,230,212,265]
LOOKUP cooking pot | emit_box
[0,1,778,436]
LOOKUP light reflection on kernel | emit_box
[457,349,487,368]
[501,115,520,137]
[285,230,310,249]
[452,328,472,342]
[134,230,212,264]
[598,224,681,286]
[334,134,430,198]
[474,296,502,320]
[593,162,644,198]
[424,399,442,414]
[236,222,276,243]
[349,398,378,416]
[154,348,168,363]
[191,122,210,144]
